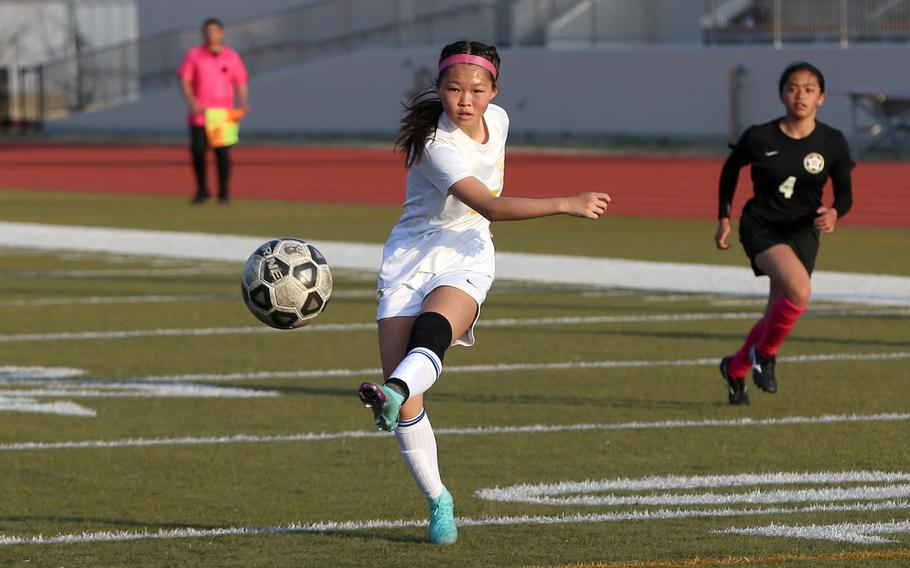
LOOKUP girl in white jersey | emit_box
[358,40,611,545]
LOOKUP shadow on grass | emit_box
[327,530,425,544]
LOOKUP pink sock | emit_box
[755,296,807,356]
[728,318,765,377]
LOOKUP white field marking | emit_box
[476,470,910,544]
[637,293,856,308]
[581,290,645,298]
[0,287,615,309]
[136,351,910,383]
[0,366,86,381]
[0,397,95,417]
[0,290,378,308]
[714,520,910,544]
[0,266,236,279]
[1,500,909,547]
[533,485,910,508]
[0,248,204,268]
[2,222,909,305]
[641,293,724,302]
[0,368,274,397]
[0,323,361,343]
[0,294,235,307]
[2,307,909,343]
[1,383,277,398]
[478,470,910,498]
[710,297,780,306]
[0,368,275,416]
[475,470,910,506]
[2,412,908,452]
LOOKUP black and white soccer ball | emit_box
[241,237,333,329]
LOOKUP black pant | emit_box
[189,126,231,199]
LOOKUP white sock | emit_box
[390,347,442,398]
[395,408,443,499]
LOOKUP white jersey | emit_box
[378,104,508,291]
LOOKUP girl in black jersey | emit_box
[715,61,854,405]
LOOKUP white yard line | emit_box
[1,308,907,343]
[2,222,909,305]
[479,470,910,497]
[0,398,95,417]
[51,351,910,383]
[0,266,235,278]
[715,519,910,544]
[0,366,85,380]
[1,412,907,452]
[477,472,910,506]
[0,368,277,417]
[0,294,235,307]
[0,290,375,308]
[1,384,277,398]
[1,500,908,547]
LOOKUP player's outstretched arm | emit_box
[449,176,610,222]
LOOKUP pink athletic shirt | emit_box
[177,45,248,126]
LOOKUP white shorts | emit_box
[376,269,494,347]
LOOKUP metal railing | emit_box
[7,0,495,127]
[703,0,910,46]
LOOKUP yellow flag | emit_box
[204,108,240,148]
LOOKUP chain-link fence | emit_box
[703,0,910,46]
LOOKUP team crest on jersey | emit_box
[803,153,825,174]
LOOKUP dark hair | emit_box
[202,18,224,30]
[395,40,500,167]
[778,61,825,95]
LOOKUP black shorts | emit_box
[738,211,819,276]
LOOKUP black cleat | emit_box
[750,347,778,393]
[191,193,209,205]
[720,356,749,405]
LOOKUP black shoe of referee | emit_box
[191,193,209,205]
[720,356,749,406]
[749,347,778,393]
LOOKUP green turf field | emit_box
[1,190,909,567]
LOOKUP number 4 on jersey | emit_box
[778,176,796,199]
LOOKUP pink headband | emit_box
[438,54,498,80]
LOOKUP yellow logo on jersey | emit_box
[469,156,504,215]
[803,153,825,174]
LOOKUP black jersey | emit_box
[718,119,854,229]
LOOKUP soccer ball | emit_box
[241,237,333,329]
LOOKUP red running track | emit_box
[0,143,906,228]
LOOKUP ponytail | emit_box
[395,88,443,168]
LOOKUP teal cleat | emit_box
[427,486,458,545]
[358,382,404,431]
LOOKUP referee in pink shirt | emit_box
[178,18,249,204]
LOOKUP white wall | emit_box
[136,0,308,37]
[48,43,910,143]
[77,0,138,50]
[548,0,705,45]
